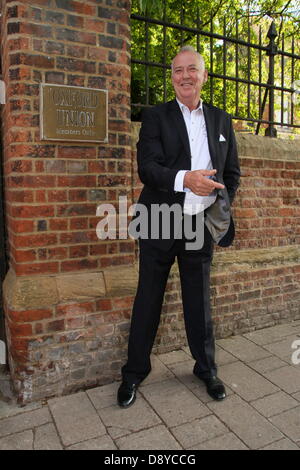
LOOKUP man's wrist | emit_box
[174,170,188,192]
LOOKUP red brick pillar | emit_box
[1,0,135,402]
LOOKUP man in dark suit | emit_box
[118,46,240,407]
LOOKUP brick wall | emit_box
[1,0,137,402]
[231,137,300,250]
[1,0,134,277]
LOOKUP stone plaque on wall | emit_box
[40,84,108,143]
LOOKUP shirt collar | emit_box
[176,98,203,113]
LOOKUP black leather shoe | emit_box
[196,375,226,401]
[117,381,137,408]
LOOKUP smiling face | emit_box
[171,51,208,110]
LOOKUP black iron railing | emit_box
[131,10,300,136]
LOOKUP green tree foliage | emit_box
[131,0,300,135]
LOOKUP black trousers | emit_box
[122,219,217,385]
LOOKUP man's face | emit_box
[171,51,208,107]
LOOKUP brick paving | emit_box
[0,321,300,450]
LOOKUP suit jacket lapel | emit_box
[168,100,191,157]
[203,103,218,171]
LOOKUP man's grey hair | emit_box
[171,46,205,72]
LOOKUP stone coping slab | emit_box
[132,122,300,161]
[3,265,139,310]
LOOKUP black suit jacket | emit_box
[133,99,240,250]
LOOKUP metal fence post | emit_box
[265,21,278,137]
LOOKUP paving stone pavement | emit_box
[1,322,300,451]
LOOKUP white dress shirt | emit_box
[174,99,217,215]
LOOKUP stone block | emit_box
[260,439,299,450]
[140,354,174,386]
[247,356,287,374]
[34,423,63,450]
[169,360,234,403]
[67,435,117,450]
[3,269,58,310]
[215,345,239,366]
[56,272,106,300]
[0,430,33,450]
[216,336,272,362]
[219,362,278,401]
[158,349,191,366]
[265,366,300,393]
[263,335,299,362]
[104,265,138,296]
[0,407,51,438]
[208,395,283,449]
[269,406,300,443]
[171,415,228,449]
[251,391,299,418]
[87,382,119,410]
[244,324,298,346]
[190,432,248,450]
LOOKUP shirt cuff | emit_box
[174,170,189,192]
